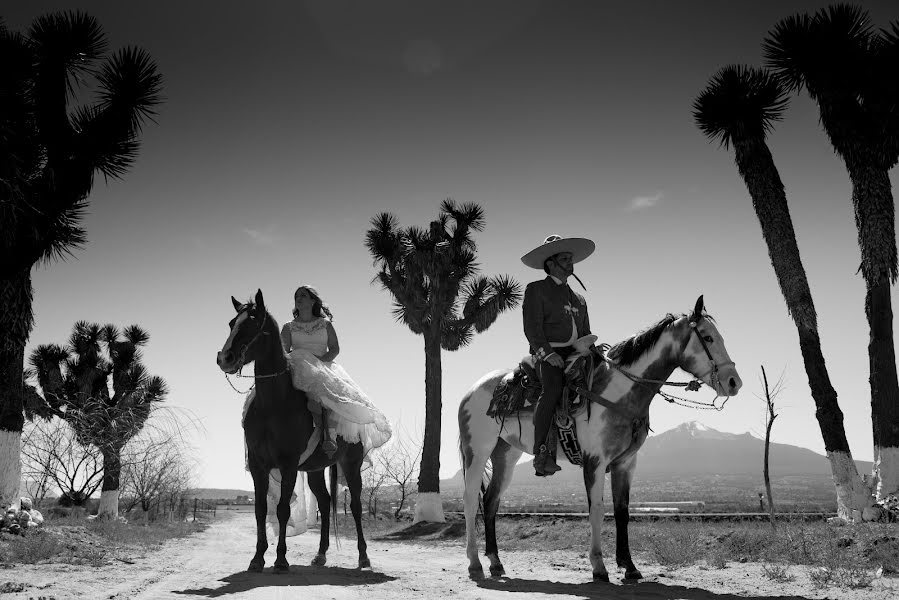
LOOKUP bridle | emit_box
[688,317,735,395]
[223,307,288,394]
[602,314,734,410]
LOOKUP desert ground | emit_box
[2,511,896,600]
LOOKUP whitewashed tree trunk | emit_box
[97,489,119,519]
[828,450,874,521]
[413,492,444,523]
[0,430,21,510]
[873,446,899,500]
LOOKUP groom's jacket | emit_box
[522,276,591,361]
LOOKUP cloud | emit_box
[242,227,277,246]
[628,191,663,211]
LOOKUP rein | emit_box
[579,316,730,412]
[223,309,289,394]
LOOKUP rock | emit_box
[862,506,883,522]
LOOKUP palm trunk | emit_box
[734,139,871,518]
[847,166,899,500]
[0,271,33,509]
[414,330,444,523]
[98,444,122,519]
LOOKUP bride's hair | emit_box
[292,285,334,321]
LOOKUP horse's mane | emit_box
[606,311,714,367]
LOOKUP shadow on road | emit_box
[477,576,820,600]
[173,565,396,597]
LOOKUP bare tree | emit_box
[760,365,784,530]
[20,417,103,507]
[120,432,194,522]
[360,455,389,517]
[20,421,54,507]
[378,428,423,520]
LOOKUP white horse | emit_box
[458,295,742,582]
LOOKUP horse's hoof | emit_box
[468,565,485,580]
[489,564,505,577]
[359,556,371,569]
[593,572,610,583]
[247,561,264,573]
[311,553,327,567]
[624,569,643,581]
[272,562,290,575]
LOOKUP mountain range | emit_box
[190,422,872,508]
[441,421,872,490]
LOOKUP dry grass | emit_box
[372,513,899,592]
[0,512,207,567]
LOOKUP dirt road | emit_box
[3,512,895,599]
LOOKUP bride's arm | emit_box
[319,322,340,363]
[280,323,292,354]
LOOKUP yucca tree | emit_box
[694,65,871,519]
[0,11,162,509]
[765,4,899,502]
[25,322,167,518]
[364,199,522,522]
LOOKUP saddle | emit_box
[487,339,602,421]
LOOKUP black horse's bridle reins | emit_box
[223,308,288,394]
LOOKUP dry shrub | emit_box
[762,562,795,582]
[643,523,704,568]
[0,530,62,564]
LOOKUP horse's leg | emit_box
[610,456,642,580]
[462,444,490,579]
[459,373,505,579]
[583,454,610,582]
[341,448,370,568]
[248,463,270,572]
[483,438,523,577]
[307,469,330,566]
[272,466,299,574]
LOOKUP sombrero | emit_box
[520,235,595,269]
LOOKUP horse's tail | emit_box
[330,464,340,550]
[458,435,492,530]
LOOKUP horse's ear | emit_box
[691,295,705,321]
[231,296,242,312]
[255,289,264,311]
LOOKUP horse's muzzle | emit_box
[720,368,742,396]
[216,350,239,374]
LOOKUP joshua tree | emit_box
[365,199,521,522]
[693,64,872,519]
[26,322,167,518]
[0,11,163,509]
[764,4,899,501]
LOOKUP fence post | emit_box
[193,497,198,521]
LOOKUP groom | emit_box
[521,234,596,477]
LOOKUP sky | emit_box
[6,0,899,490]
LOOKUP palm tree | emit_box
[693,64,872,519]
[764,4,899,501]
[0,11,162,509]
[26,322,167,518]
[364,199,522,522]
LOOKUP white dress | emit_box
[283,317,392,453]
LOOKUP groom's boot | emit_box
[533,443,562,477]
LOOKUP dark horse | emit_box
[216,289,370,573]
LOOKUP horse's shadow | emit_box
[477,576,819,600]
[173,565,396,598]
